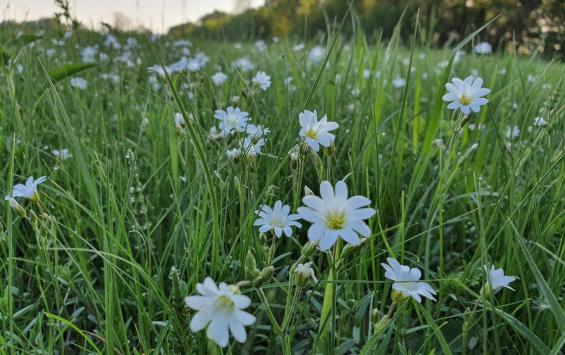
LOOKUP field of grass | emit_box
[1,18,564,354]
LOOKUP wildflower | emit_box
[11,176,47,203]
[381,257,436,303]
[245,124,270,140]
[252,71,271,91]
[185,277,255,348]
[239,137,264,159]
[209,126,227,140]
[298,110,339,152]
[484,266,517,295]
[225,148,240,160]
[294,262,317,287]
[474,42,492,55]
[211,72,228,86]
[174,113,185,130]
[505,126,520,139]
[232,57,255,72]
[215,107,250,134]
[52,148,72,160]
[81,46,98,63]
[297,180,375,250]
[443,76,490,115]
[392,77,406,88]
[70,77,88,90]
[254,200,302,238]
[309,46,325,63]
[533,117,548,127]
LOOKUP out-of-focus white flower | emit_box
[255,40,266,52]
[392,77,406,88]
[252,71,271,91]
[209,126,227,140]
[474,42,492,55]
[185,277,255,348]
[11,176,47,203]
[309,46,325,63]
[254,200,302,237]
[533,117,548,127]
[70,77,88,90]
[505,126,520,139]
[174,113,185,130]
[215,107,250,134]
[52,148,72,160]
[104,34,121,49]
[246,124,270,140]
[297,180,375,250]
[298,110,338,152]
[293,43,305,52]
[239,137,264,158]
[382,258,436,303]
[442,76,490,115]
[232,57,255,72]
[81,46,98,63]
[487,266,517,293]
[211,72,228,86]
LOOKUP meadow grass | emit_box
[1,16,564,354]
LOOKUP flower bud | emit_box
[370,308,383,324]
[244,251,260,279]
[294,262,317,287]
[391,289,408,304]
[301,240,318,258]
[5,196,26,218]
[253,266,274,287]
[340,238,367,259]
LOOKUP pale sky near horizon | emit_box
[1,0,265,33]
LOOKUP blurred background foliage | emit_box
[169,0,564,59]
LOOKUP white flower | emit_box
[487,266,517,293]
[226,148,240,160]
[81,46,98,63]
[174,113,185,129]
[211,72,228,86]
[239,137,264,158]
[215,107,250,134]
[474,42,492,55]
[442,76,490,115]
[392,77,406,88]
[294,262,317,286]
[252,71,271,91]
[70,77,88,90]
[11,176,47,202]
[505,126,520,139]
[245,124,270,140]
[209,126,227,140]
[309,46,325,63]
[233,57,255,72]
[185,277,256,348]
[254,200,302,237]
[297,180,375,250]
[298,110,338,152]
[52,148,72,160]
[381,257,436,303]
[104,34,121,49]
[533,117,548,127]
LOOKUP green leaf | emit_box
[494,308,550,354]
[47,63,98,84]
[418,304,453,355]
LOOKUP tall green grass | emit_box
[1,14,564,354]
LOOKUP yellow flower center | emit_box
[216,295,235,311]
[459,94,472,106]
[326,210,346,230]
[306,129,318,140]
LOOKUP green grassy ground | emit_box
[1,21,564,354]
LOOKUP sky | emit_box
[1,0,265,33]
